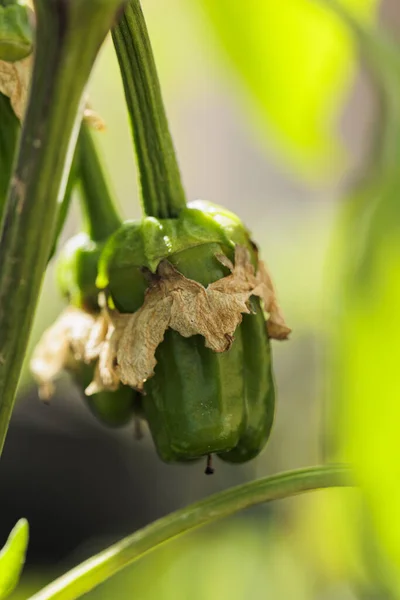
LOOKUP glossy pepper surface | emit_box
[0,0,33,62]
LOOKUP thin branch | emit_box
[29,464,353,600]
[78,123,122,242]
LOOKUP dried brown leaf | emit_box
[256,260,291,340]
[115,294,172,391]
[83,105,106,131]
[0,56,32,120]
[32,245,291,398]
[0,60,104,127]
[30,306,96,400]
[85,311,129,395]
[93,245,289,392]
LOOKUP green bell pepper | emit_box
[97,200,277,466]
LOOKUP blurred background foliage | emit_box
[3,0,400,598]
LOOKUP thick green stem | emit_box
[0,0,127,458]
[112,0,186,219]
[29,464,353,600]
[78,123,122,242]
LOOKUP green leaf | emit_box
[0,519,29,599]
[326,9,400,592]
[196,0,377,176]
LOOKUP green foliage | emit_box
[0,520,29,599]
[197,0,377,175]
[325,7,400,592]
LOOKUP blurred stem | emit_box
[0,0,127,458]
[321,0,400,180]
[78,123,122,242]
[30,465,353,600]
[112,0,187,219]
[320,0,400,463]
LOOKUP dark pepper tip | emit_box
[204,454,215,475]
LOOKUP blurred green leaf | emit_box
[196,0,377,176]
[326,8,400,593]
[84,522,314,600]
[0,519,29,599]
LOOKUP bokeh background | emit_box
[2,0,400,597]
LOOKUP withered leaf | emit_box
[85,311,130,396]
[31,246,291,400]
[0,59,104,127]
[0,56,32,120]
[97,245,290,392]
[256,260,292,340]
[30,306,109,400]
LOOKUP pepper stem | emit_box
[78,123,122,242]
[112,0,187,219]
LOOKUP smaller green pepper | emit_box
[51,231,140,429]
[0,1,34,62]
[56,232,103,313]
[54,125,140,429]
[70,361,140,429]
[56,124,122,311]
[31,125,142,432]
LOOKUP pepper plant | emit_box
[1,0,392,597]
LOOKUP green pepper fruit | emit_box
[97,200,277,466]
[55,233,142,429]
[56,123,122,311]
[0,1,34,62]
[51,125,139,430]
[56,232,103,312]
[70,361,140,429]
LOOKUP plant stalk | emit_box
[112,0,187,219]
[29,464,353,600]
[0,0,127,458]
[78,123,122,242]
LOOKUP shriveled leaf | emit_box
[32,247,290,398]
[83,102,106,131]
[257,260,291,340]
[0,58,103,125]
[0,55,31,120]
[91,245,290,392]
[0,519,29,599]
[30,306,97,400]
[85,311,128,395]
